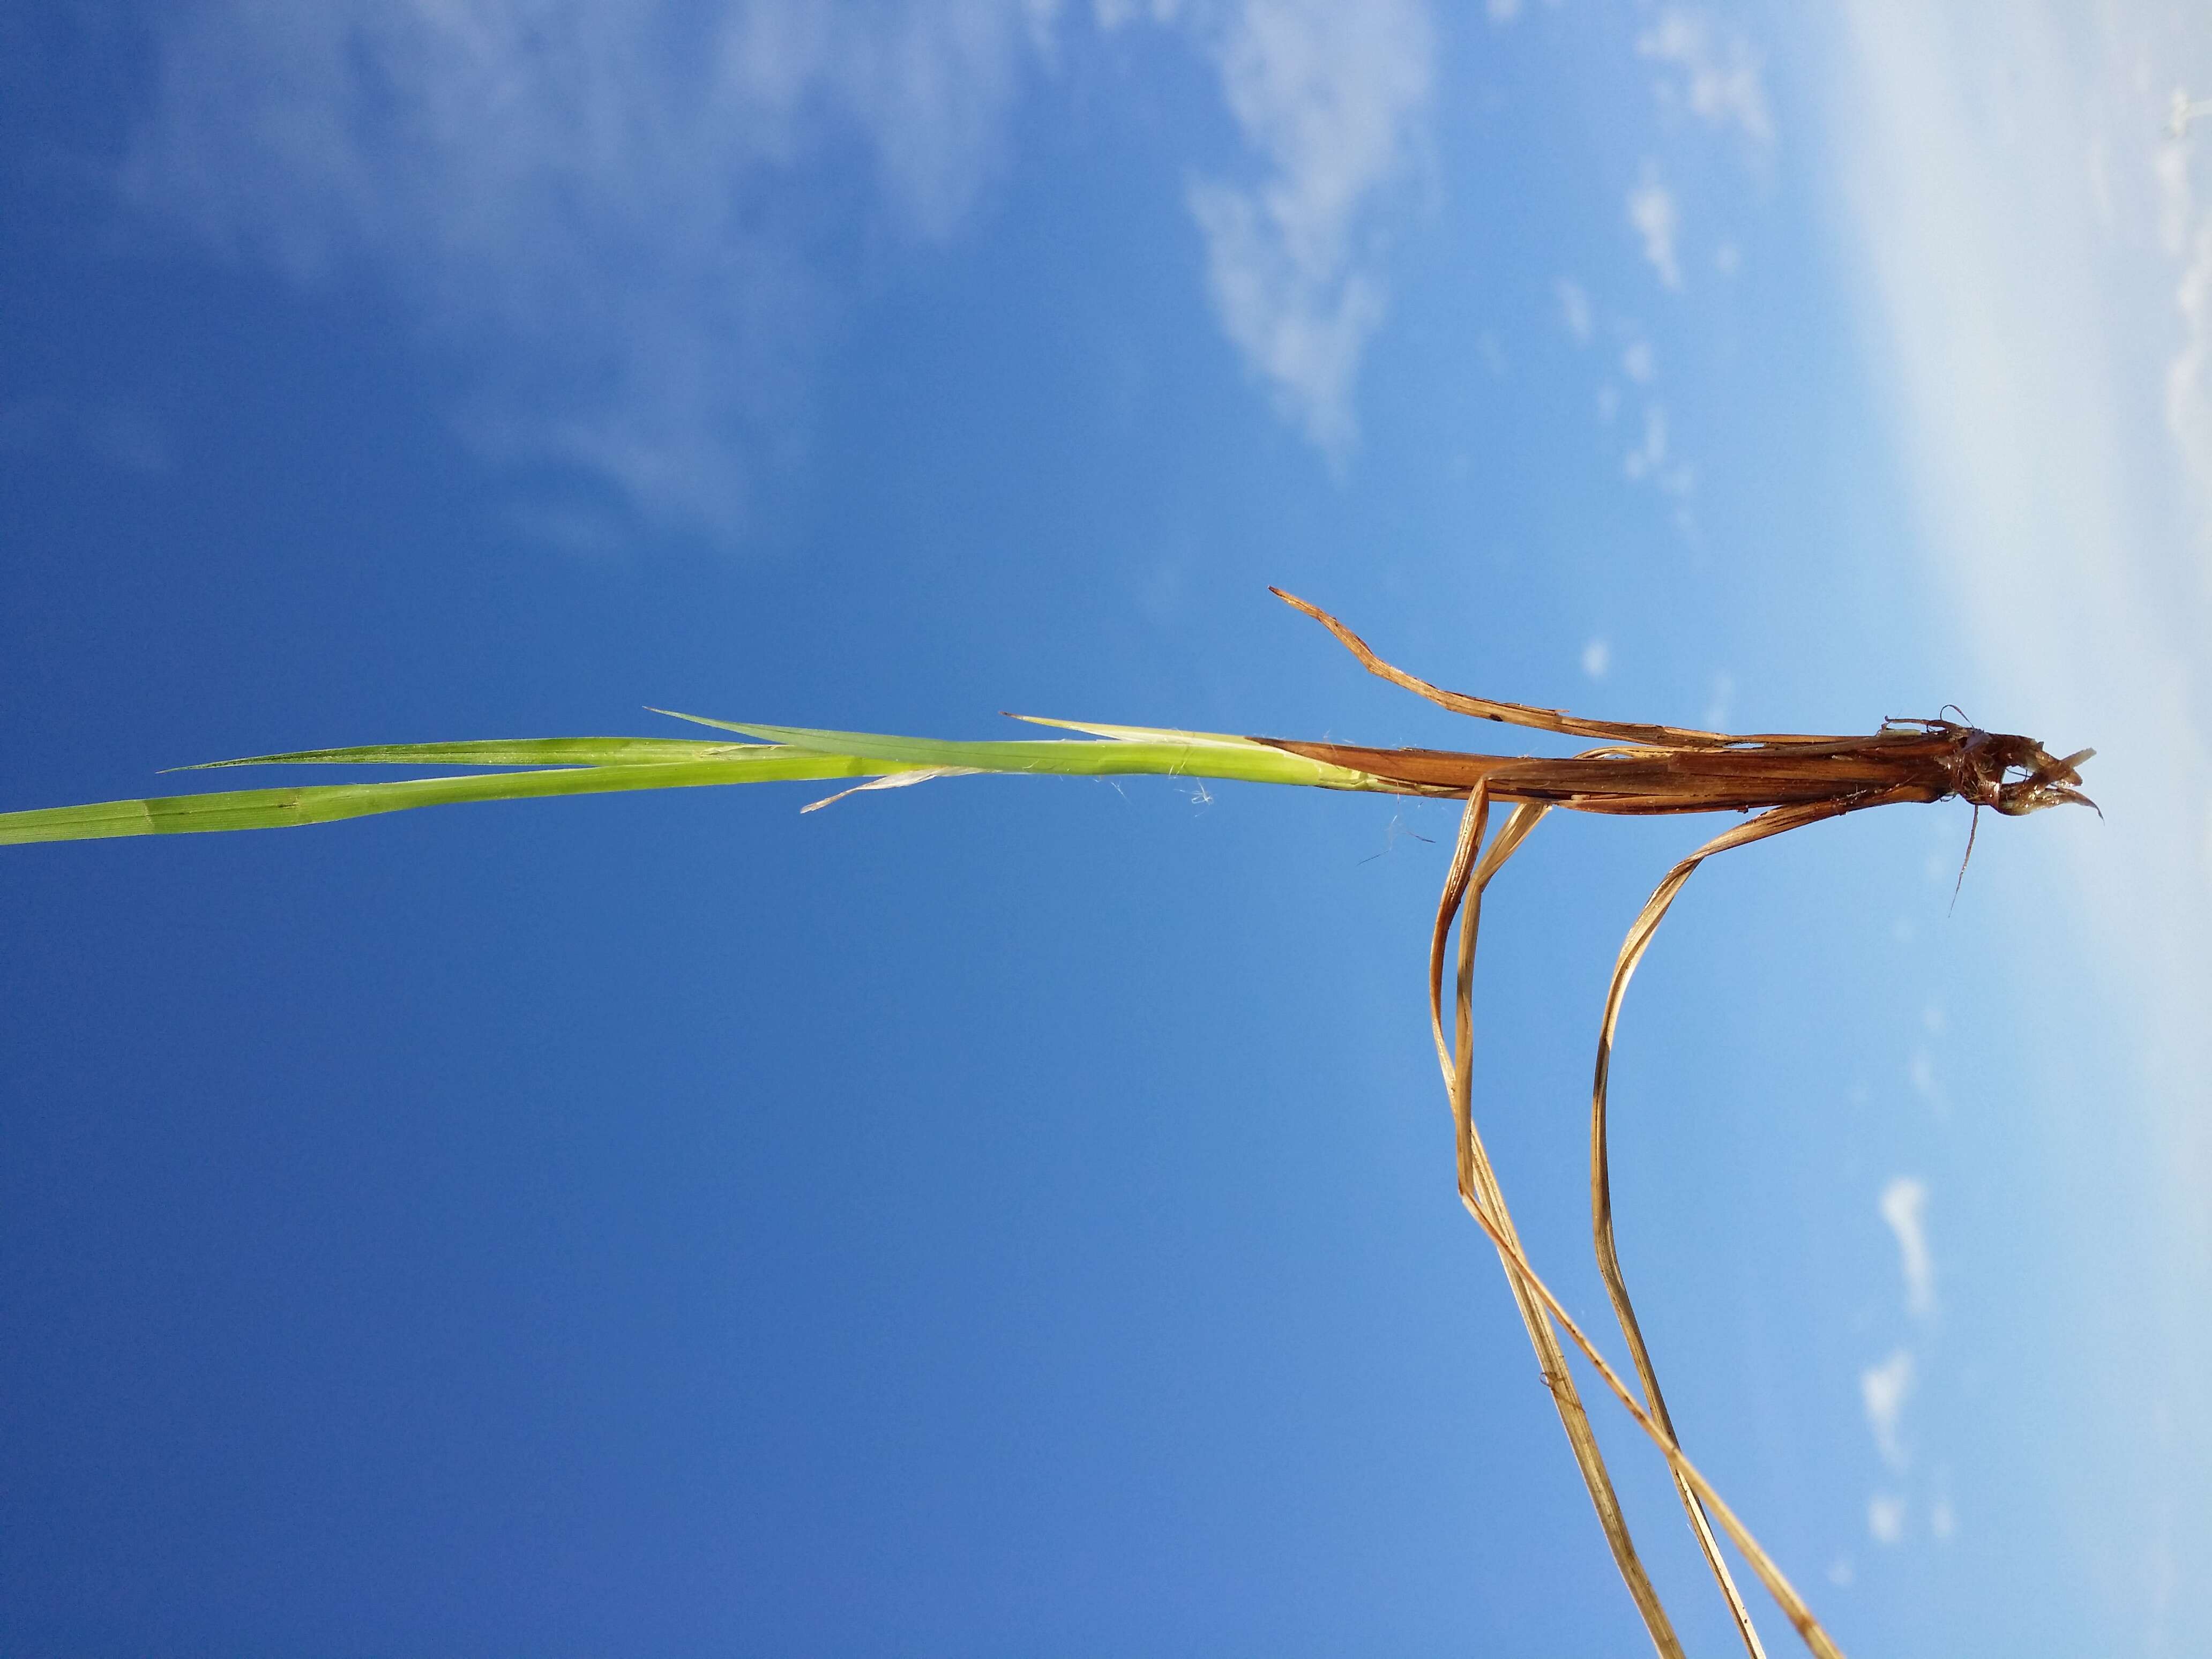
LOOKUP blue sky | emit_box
[3,2,2208,1654]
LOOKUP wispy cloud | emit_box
[1860,1347,1914,1472]
[1621,403,1691,503]
[1623,405,1669,480]
[121,1,1052,541]
[1093,0,1179,26]
[1635,9,1774,150]
[2165,108,2212,562]
[1867,1491,1907,1544]
[1833,18,2212,1620]
[1557,276,1594,343]
[1181,0,1434,463]
[1703,670,1734,729]
[1627,166,1683,290]
[121,1,1436,525]
[1833,0,2212,1410]
[1878,1176,1937,1320]
[1905,1049,1945,1114]
[2166,201,2212,572]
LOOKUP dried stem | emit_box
[1443,791,1867,1658]
[1589,809,1844,1657]
[1429,790,1684,1659]
[1583,791,1922,1651]
[1446,1124,1848,1658]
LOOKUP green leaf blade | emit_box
[3,721,1393,847]
[652,715,1387,791]
[172,737,757,771]
[2,753,891,846]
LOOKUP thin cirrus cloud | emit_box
[120,0,1053,541]
[2161,136,2212,567]
[1635,8,1774,151]
[1866,1490,1907,1545]
[1620,11,1775,303]
[1832,0,2212,1609]
[1878,1175,1936,1321]
[1556,276,1594,343]
[1627,166,1682,290]
[1859,1347,1914,1474]
[1178,0,1434,465]
[117,0,1437,539]
[1834,0,2212,1281]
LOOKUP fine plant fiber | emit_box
[0,591,2095,1659]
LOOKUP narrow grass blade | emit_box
[4,719,1398,847]
[647,713,1388,790]
[171,737,752,770]
[0,752,905,846]
[1005,715,1274,745]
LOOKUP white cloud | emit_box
[120,0,1053,540]
[1879,1175,1937,1321]
[1623,405,1666,476]
[1557,276,1593,343]
[123,0,1437,509]
[1623,404,1691,498]
[1703,670,1734,729]
[1621,339,1655,383]
[1628,168,1683,289]
[1185,0,1434,464]
[1832,0,2212,1226]
[1094,0,1181,27]
[1486,0,1522,23]
[2168,213,2212,565]
[1581,638,1610,679]
[2157,140,2193,257]
[1867,1492,1907,1544]
[1636,9,1774,150]
[1906,1049,1942,1111]
[1832,25,2212,1616]
[1860,1347,1914,1471]
[2161,78,2212,551]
